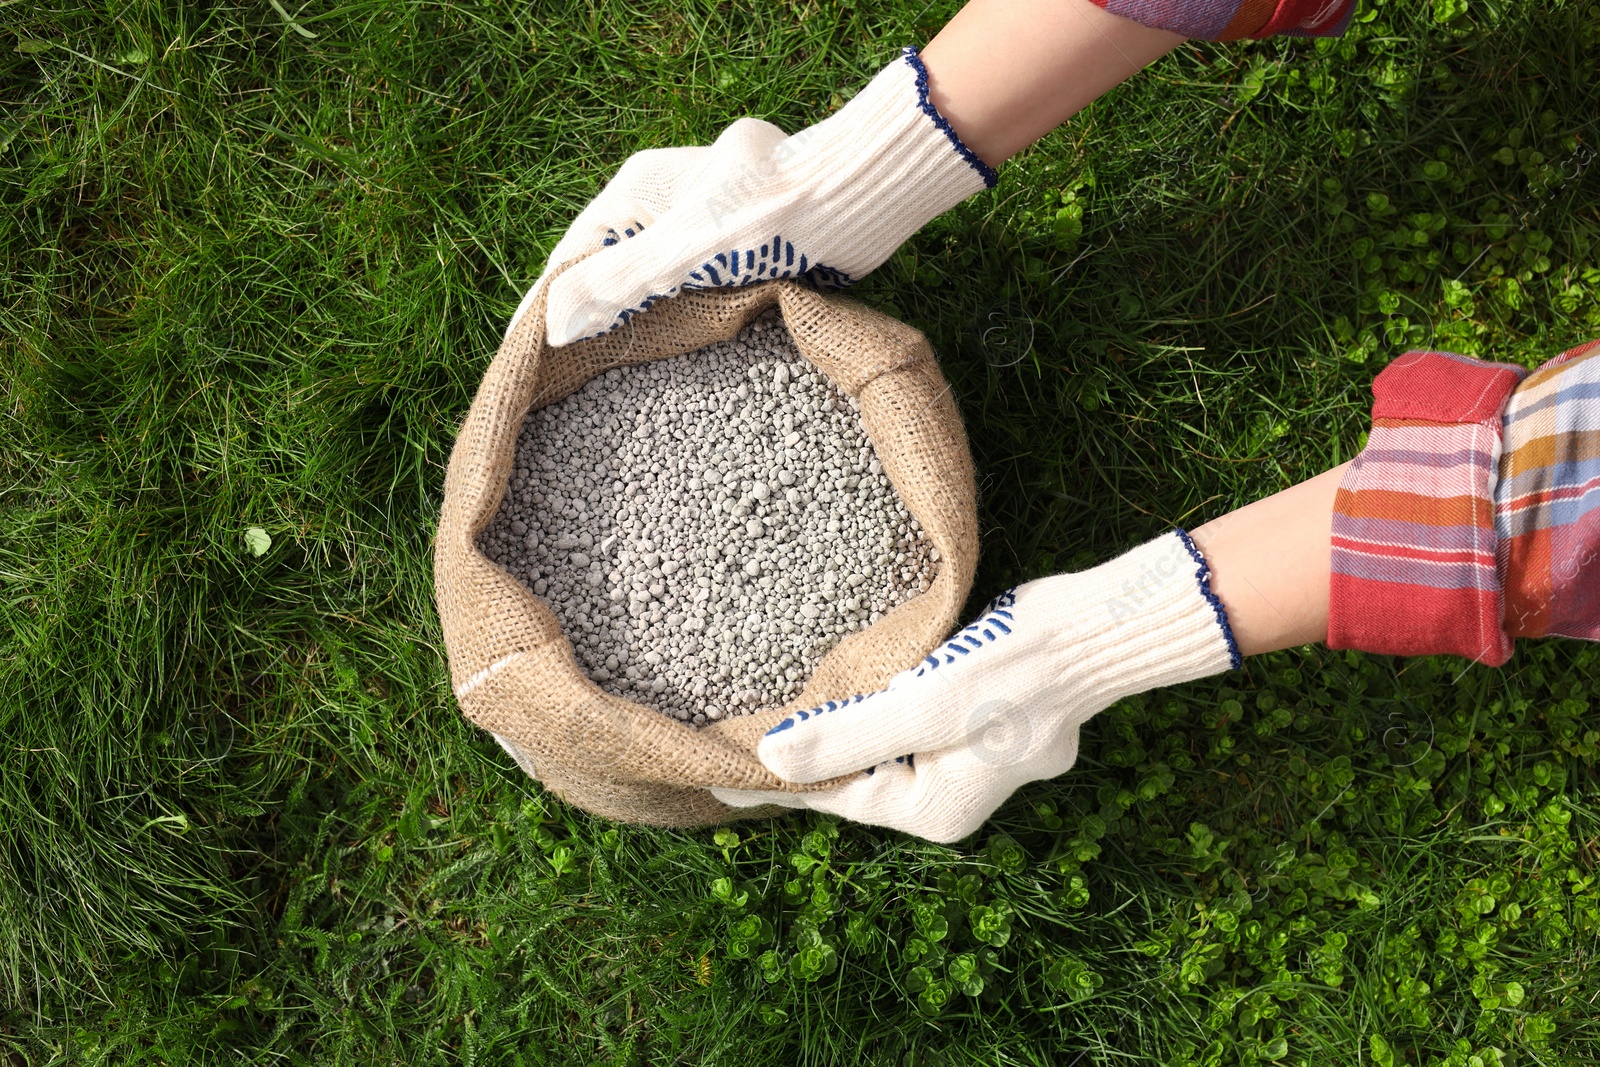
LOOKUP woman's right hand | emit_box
[713,531,1240,843]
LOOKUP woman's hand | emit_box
[712,531,1240,842]
[527,49,995,347]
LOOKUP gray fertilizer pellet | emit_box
[478,311,937,726]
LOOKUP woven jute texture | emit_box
[434,277,978,827]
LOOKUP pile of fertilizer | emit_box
[477,312,938,725]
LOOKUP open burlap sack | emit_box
[434,277,977,827]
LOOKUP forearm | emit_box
[921,0,1349,653]
[920,0,1184,168]
[1188,463,1348,657]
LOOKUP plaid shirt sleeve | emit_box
[1497,340,1600,643]
[1087,0,1355,40]
[1329,340,1600,665]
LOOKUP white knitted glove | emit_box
[531,47,997,347]
[711,532,1242,843]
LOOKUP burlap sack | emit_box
[434,277,977,827]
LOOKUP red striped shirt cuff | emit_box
[1328,351,1527,665]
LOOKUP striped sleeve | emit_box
[1497,339,1600,643]
[1327,350,1527,665]
[1086,0,1355,40]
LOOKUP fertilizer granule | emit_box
[478,312,938,725]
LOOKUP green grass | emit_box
[3,0,1600,1063]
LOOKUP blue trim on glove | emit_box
[1173,527,1243,671]
[899,46,1000,190]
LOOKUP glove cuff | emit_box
[1032,530,1241,708]
[896,47,999,189]
[805,48,997,190]
[770,49,995,281]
